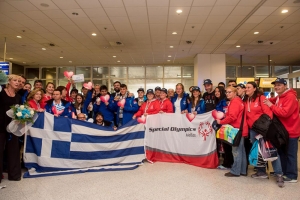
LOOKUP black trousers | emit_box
[222,142,234,168]
[244,136,252,172]
[0,132,21,182]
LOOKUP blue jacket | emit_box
[171,93,189,113]
[72,90,93,116]
[111,96,139,126]
[188,98,206,114]
[45,99,72,118]
[215,99,228,113]
[93,97,115,122]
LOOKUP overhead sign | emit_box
[236,77,255,84]
[259,78,277,88]
[0,62,10,75]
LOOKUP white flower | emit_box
[20,105,25,110]
[16,112,22,117]
[30,110,34,115]
[25,114,29,118]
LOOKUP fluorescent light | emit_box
[176,9,182,14]
[172,32,177,35]
[281,9,288,13]
[254,32,259,34]
[9,58,13,60]
[167,60,170,62]
[170,46,174,48]
[60,57,63,58]
[92,33,97,36]
[69,61,72,63]
[168,55,172,57]
[23,62,26,64]
[236,45,241,48]
[113,56,116,57]
[269,60,272,61]
[117,61,120,62]
[42,48,46,50]
[17,36,22,38]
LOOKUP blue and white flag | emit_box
[23,112,145,178]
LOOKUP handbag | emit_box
[251,96,272,136]
[249,140,259,166]
[258,138,278,161]
[216,110,244,147]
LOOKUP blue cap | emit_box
[271,78,287,85]
[234,83,245,89]
[155,86,161,91]
[147,89,154,94]
[203,79,212,85]
[160,88,168,94]
[192,86,201,92]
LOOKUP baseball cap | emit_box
[234,83,245,89]
[203,79,212,85]
[155,86,161,91]
[147,89,154,94]
[271,78,287,85]
[192,86,201,92]
[160,88,168,94]
[137,88,144,92]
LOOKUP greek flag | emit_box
[23,112,145,178]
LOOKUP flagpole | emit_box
[3,37,6,62]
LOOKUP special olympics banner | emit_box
[23,112,145,178]
[145,112,218,168]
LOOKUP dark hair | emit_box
[25,82,31,86]
[120,84,127,89]
[57,86,66,92]
[100,85,108,91]
[70,88,78,94]
[74,93,84,110]
[34,79,43,85]
[53,89,62,95]
[218,82,225,87]
[189,86,194,90]
[190,89,202,109]
[228,80,237,84]
[113,81,121,86]
[19,74,27,82]
[215,86,227,105]
[244,81,260,102]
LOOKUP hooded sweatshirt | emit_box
[269,89,300,138]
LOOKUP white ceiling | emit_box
[0,0,300,66]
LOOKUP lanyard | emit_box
[145,99,155,113]
[160,98,166,109]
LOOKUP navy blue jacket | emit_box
[215,99,228,113]
[171,93,189,113]
[45,99,72,118]
[93,96,115,122]
[188,98,206,114]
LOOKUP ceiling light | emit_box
[176,9,182,14]
[172,32,177,35]
[23,62,26,64]
[281,9,288,13]
[42,48,46,50]
[17,36,22,38]
[69,61,72,63]
[113,56,116,58]
[60,57,63,58]
[117,61,120,62]
[254,32,259,34]
[92,33,97,36]
[236,45,241,48]
[168,55,172,57]
[167,60,170,62]
[9,58,13,60]
[269,60,272,61]
[170,46,174,48]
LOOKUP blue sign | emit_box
[0,62,9,75]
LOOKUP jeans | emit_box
[249,129,283,175]
[279,137,299,179]
[230,137,247,175]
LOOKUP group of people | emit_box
[0,73,299,188]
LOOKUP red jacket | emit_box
[134,99,160,117]
[28,99,42,110]
[65,82,74,103]
[269,89,300,138]
[40,95,51,109]
[220,97,248,136]
[244,95,273,129]
[160,98,173,113]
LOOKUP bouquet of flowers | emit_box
[6,104,38,136]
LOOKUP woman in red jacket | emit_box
[244,81,284,187]
[27,88,45,112]
[216,86,248,177]
[40,82,55,108]
[133,89,160,119]
[159,88,173,113]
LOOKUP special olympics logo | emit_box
[198,121,213,141]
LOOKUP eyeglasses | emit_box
[225,91,232,94]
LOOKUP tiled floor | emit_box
[1,144,300,200]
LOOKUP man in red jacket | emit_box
[264,78,300,183]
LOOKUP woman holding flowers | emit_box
[0,74,22,182]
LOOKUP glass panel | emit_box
[182,66,194,78]
[58,66,75,79]
[274,66,289,77]
[146,79,163,91]
[164,66,181,78]
[110,66,127,78]
[237,66,254,77]
[182,79,195,92]
[128,79,145,97]
[109,79,127,93]
[255,66,269,77]
[25,68,39,79]
[146,66,163,78]
[93,66,109,79]
[226,66,236,78]
[41,67,56,79]
[93,79,109,87]
[128,66,145,78]
[76,67,91,78]
[292,66,300,72]
[163,79,181,90]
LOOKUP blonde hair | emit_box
[226,86,237,94]
[6,74,20,87]
[176,83,185,98]
[27,88,44,102]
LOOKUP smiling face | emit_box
[100,89,108,96]
[192,90,201,98]
[225,87,237,100]
[96,114,103,124]
[18,77,26,90]
[274,83,287,95]
[176,85,183,95]
[76,95,83,104]
[33,91,42,101]
[46,83,55,95]
[204,84,213,93]
[120,87,127,95]
[215,88,220,98]
[245,83,256,97]
[147,93,155,100]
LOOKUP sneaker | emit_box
[283,176,298,183]
[224,172,239,177]
[217,165,229,170]
[270,172,276,177]
[276,175,285,188]
[251,172,268,179]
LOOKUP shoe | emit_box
[224,172,239,177]
[276,175,285,188]
[251,172,268,179]
[283,176,298,183]
[217,165,229,170]
[270,172,276,177]
[240,173,248,176]
[8,177,21,181]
